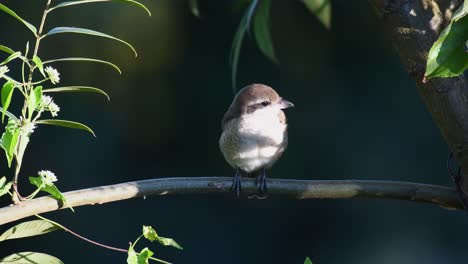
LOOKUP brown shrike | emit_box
[219,83,294,197]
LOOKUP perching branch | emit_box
[0,177,461,225]
[368,0,468,202]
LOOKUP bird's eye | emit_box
[261,101,270,106]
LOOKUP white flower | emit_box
[19,117,36,135]
[38,170,58,185]
[0,65,9,78]
[45,66,60,84]
[48,102,60,117]
[38,95,60,117]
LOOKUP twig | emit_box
[0,177,461,225]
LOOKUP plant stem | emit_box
[12,0,52,203]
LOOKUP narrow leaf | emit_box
[44,27,137,57]
[0,4,38,35]
[1,81,15,122]
[43,86,110,101]
[302,0,332,29]
[49,0,151,16]
[0,106,18,121]
[0,220,60,241]
[142,225,183,250]
[253,0,277,63]
[157,237,183,250]
[43,57,121,74]
[0,252,63,264]
[36,119,96,137]
[0,51,21,66]
[425,2,468,79]
[29,176,67,203]
[28,86,43,118]
[304,257,313,264]
[33,55,46,77]
[0,45,14,55]
[230,0,258,92]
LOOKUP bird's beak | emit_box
[279,98,294,109]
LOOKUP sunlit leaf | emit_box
[43,27,137,57]
[28,86,42,118]
[0,45,14,55]
[33,55,46,77]
[43,86,110,101]
[304,257,313,264]
[0,106,18,121]
[253,0,277,63]
[1,81,15,122]
[0,51,21,66]
[0,176,12,197]
[302,0,332,29]
[0,4,38,35]
[43,57,121,74]
[36,119,96,137]
[230,0,258,92]
[0,252,63,264]
[425,1,468,79]
[29,176,68,203]
[0,220,60,241]
[49,0,151,16]
[0,119,20,167]
[142,225,183,250]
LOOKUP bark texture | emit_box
[368,0,468,202]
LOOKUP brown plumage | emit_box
[219,83,294,196]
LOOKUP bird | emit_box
[219,83,294,197]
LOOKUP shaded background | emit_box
[1,0,466,263]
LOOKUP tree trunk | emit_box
[368,0,468,204]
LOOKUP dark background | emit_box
[1,0,466,263]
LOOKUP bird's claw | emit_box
[255,168,268,195]
[230,169,242,198]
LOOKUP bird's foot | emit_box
[230,169,242,198]
[255,168,268,196]
[447,152,468,210]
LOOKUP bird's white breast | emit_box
[219,107,288,173]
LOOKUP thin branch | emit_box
[0,177,461,225]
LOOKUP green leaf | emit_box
[0,220,60,241]
[0,4,38,35]
[127,247,138,264]
[36,119,96,137]
[43,86,110,101]
[1,81,15,122]
[0,45,14,55]
[189,0,201,18]
[29,176,67,203]
[43,27,137,57]
[304,257,313,264]
[0,119,20,167]
[425,1,468,79]
[230,0,258,92]
[138,248,154,264]
[0,51,21,66]
[0,252,63,264]
[302,0,332,29]
[253,0,277,63]
[0,176,12,197]
[33,55,46,77]
[143,225,183,250]
[49,0,151,16]
[43,57,121,74]
[28,86,43,119]
[0,107,17,121]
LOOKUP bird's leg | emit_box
[255,168,267,194]
[230,168,242,198]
